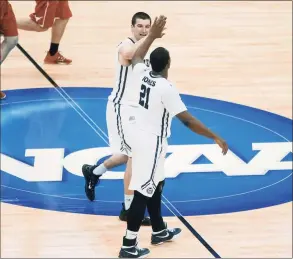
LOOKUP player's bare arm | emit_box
[131,15,167,68]
[119,37,147,61]
[176,111,229,155]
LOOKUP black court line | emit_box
[16,43,59,88]
[17,42,221,258]
[17,43,110,146]
[178,216,221,258]
[162,197,221,258]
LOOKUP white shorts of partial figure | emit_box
[128,121,168,198]
[106,100,133,156]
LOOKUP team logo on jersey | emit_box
[1,88,292,216]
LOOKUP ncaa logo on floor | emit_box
[1,87,292,216]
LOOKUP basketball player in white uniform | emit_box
[117,16,229,258]
[82,12,153,225]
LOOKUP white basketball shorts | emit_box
[106,101,132,156]
[128,129,168,198]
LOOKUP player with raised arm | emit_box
[118,15,228,258]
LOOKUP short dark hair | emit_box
[131,12,151,26]
[150,47,170,73]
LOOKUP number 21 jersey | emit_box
[130,62,187,138]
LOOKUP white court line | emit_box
[0,97,108,106]
[1,185,121,203]
[55,87,109,139]
[50,88,109,145]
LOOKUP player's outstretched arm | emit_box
[176,111,229,155]
[119,37,146,61]
[132,15,167,68]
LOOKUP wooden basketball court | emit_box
[1,1,292,258]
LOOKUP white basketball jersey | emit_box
[129,63,187,138]
[108,38,151,105]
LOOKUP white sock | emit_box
[93,163,107,176]
[124,195,134,210]
[125,229,138,240]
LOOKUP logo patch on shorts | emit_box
[147,187,154,195]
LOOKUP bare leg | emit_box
[93,154,133,209]
[17,18,48,32]
[88,153,150,224]
[103,153,128,169]
[124,158,133,195]
[120,157,151,225]
[44,18,72,64]
[103,155,133,203]
[51,18,69,44]
[123,158,134,209]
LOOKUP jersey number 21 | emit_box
[139,84,150,109]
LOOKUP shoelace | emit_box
[56,53,67,62]
[134,245,144,252]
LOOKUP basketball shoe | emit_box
[44,51,72,65]
[82,164,101,201]
[151,223,182,245]
[119,237,150,258]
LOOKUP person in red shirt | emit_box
[0,0,19,99]
[17,0,72,65]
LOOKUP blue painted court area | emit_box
[1,87,292,216]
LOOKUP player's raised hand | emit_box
[149,15,167,39]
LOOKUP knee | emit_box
[54,18,70,25]
[104,153,128,169]
[122,155,129,164]
[113,154,128,165]
[36,26,49,32]
[62,18,70,24]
